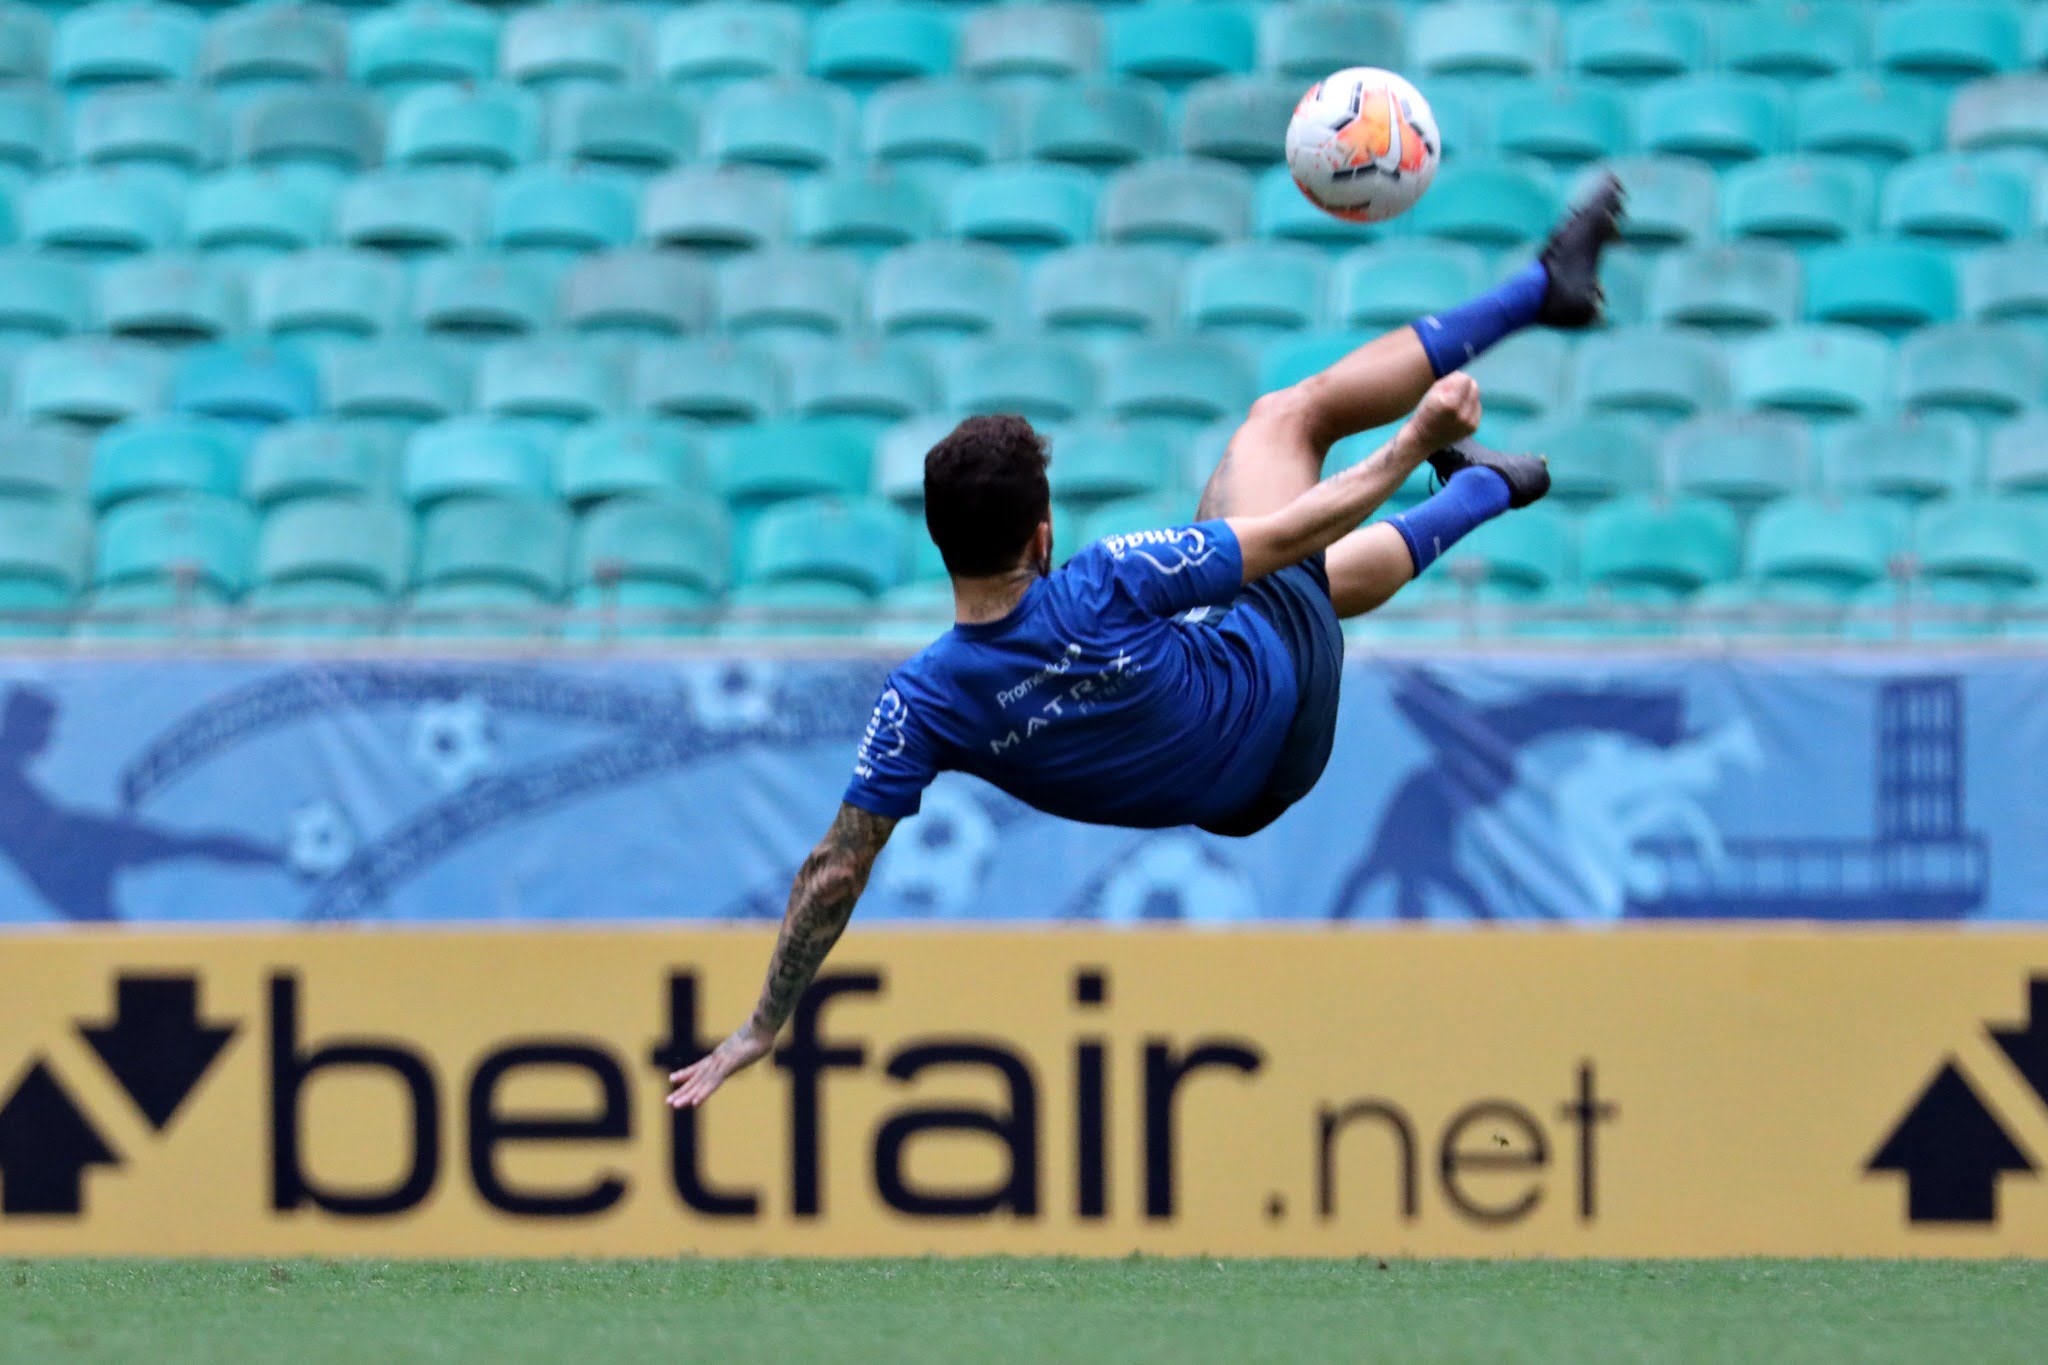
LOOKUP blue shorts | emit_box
[1198,553,1344,838]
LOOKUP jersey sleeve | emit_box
[842,678,939,818]
[1069,519,1246,618]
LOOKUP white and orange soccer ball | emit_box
[1285,67,1441,224]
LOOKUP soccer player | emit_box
[669,176,1625,1108]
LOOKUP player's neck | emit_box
[951,567,1039,626]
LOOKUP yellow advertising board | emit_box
[2,927,2047,1257]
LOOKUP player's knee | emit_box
[1249,379,1338,454]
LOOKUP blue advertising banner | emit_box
[0,652,2040,925]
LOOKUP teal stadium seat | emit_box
[1881,154,2032,246]
[573,490,729,599]
[232,85,383,175]
[634,339,784,425]
[74,85,223,178]
[78,577,236,636]
[1409,2,1557,82]
[1181,76,1297,170]
[0,6,44,86]
[402,416,553,506]
[640,165,788,256]
[1721,2,1865,84]
[253,249,404,344]
[1185,242,1325,345]
[246,420,400,508]
[325,339,470,428]
[349,2,498,100]
[1258,330,1369,392]
[186,168,331,259]
[809,2,954,96]
[0,421,92,501]
[415,493,570,595]
[1440,505,1572,598]
[558,419,704,508]
[1873,0,2021,88]
[24,169,179,260]
[413,251,553,340]
[171,340,319,429]
[793,166,939,258]
[656,4,804,95]
[0,493,88,609]
[1822,413,1980,505]
[1947,76,2048,158]
[0,251,88,341]
[1735,325,1892,422]
[1915,496,2046,591]
[90,415,240,508]
[14,338,164,427]
[1571,326,1730,424]
[1045,419,1177,506]
[1746,496,1901,599]
[401,580,558,637]
[717,580,871,637]
[476,337,626,427]
[718,246,864,349]
[339,168,491,256]
[1406,157,1557,249]
[1493,82,1631,170]
[1637,74,1787,169]
[962,3,1103,85]
[1594,156,1717,249]
[550,86,695,178]
[1033,244,1179,351]
[710,417,873,511]
[257,495,411,593]
[1649,243,1800,335]
[943,337,1096,423]
[875,414,951,507]
[868,578,954,642]
[1108,2,1254,92]
[559,249,713,340]
[1719,155,1872,248]
[1414,75,1493,161]
[1803,242,1954,336]
[1515,413,1661,508]
[948,162,1099,255]
[1663,413,1813,516]
[1025,78,1167,173]
[743,497,902,597]
[1101,337,1255,444]
[1467,331,1571,424]
[865,80,1017,184]
[98,254,241,345]
[0,86,60,177]
[202,5,347,102]
[1964,244,2048,336]
[489,165,636,258]
[242,577,388,639]
[707,77,857,175]
[499,3,638,94]
[1100,158,1252,253]
[53,1,201,94]
[1259,5,1403,85]
[388,82,540,172]
[1564,2,1709,86]
[1896,322,2046,424]
[1846,580,2007,642]
[95,492,256,595]
[870,241,1021,342]
[1986,413,2048,498]
[1334,240,1486,331]
[1794,76,1945,169]
[1077,494,1189,546]
[1252,163,1381,250]
[1581,495,1740,597]
[788,339,940,430]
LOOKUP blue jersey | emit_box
[844,521,1300,830]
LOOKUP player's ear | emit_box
[1032,520,1053,575]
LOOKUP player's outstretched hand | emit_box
[1408,372,1483,452]
[667,1021,775,1108]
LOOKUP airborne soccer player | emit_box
[669,176,1626,1109]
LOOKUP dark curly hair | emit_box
[922,414,1052,577]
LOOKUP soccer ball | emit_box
[1286,67,1441,224]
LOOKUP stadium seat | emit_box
[1594,156,1717,249]
[489,165,635,259]
[257,494,411,593]
[324,339,470,428]
[1406,158,1558,248]
[90,415,240,509]
[413,251,553,340]
[1896,322,2046,424]
[53,0,201,94]
[1844,579,2007,641]
[0,494,88,600]
[0,85,59,176]
[95,492,256,594]
[0,5,44,84]
[402,416,553,507]
[870,241,1021,342]
[399,579,557,636]
[1649,244,1800,336]
[875,413,952,507]
[1962,243,2048,337]
[943,337,1096,423]
[1466,331,1571,424]
[1413,74,1493,161]
[1101,337,1255,444]
[1259,4,1401,85]
[1493,82,1631,170]
[1986,412,2048,499]
[962,3,1103,85]
[338,167,490,257]
[1251,163,1381,250]
[1409,2,1556,82]
[74,85,222,177]
[1077,493,1189,546]
[1440,505,1572,598]
[388,82,540,173]
[640,165,788,257]
[415,493,570,595]
[1822,412,1980,506]
[1794,75,1945,168]
[706,77,857,175]
[233,85,383,175]
[1043,419,1177,506]
[718,247,863,347]
[171,340,320,430]
[1098,157,1251,252]
[0,251,87,341]
[475,337,626,426]
[574,488,729,594]
[1514,412,1661,508]
[1184,242,1325,345]
[0,421,91,501]
[1803,242,1955,336]
[559,249,712,341]
[500,3,639,93]
[558,419,704,509]
[98,254,242,345]
[1581,495,1740,596]
[948,163,1099,256]
[14,338,163,428]
[1571,326,1730,424]
[1333,241,1487,331]
[1873,0,2022,87]
[1745,496,1900,599]
[710,417,873,511]
[1947,75,2048,158]
[1180,76,1296,170]
[656,3,804,94]
[787,339,939,430]
[252,249,405,345]
[246,420,400,508]
[743,496,902,596]
[202,5,347,100]
[549,86,694,178]
[185,168,330,259]
[864,79,1014,185]
[634,339,784,425]
[1637,75,1786,169]
[23,169,179,260]
[348,1,497,99]
[1025,78,1166,173]
[241,576,387,636]
[1257,331,1371,393]
[1032,244,1179,351]
[809,2,953,95]
[1915,495,2046,590]
[1719,155,1873,248]
[1663,413,1813,516]
[1564,2,1709,86]
[792,166,938,258]
[1881,154,2032,246]
[1107,2,1254,90]
[1721,2,1865,84]
[565,574,714,637]
[1735,326,1893,422]
[716,579,872,637]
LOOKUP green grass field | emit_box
[5,1259,2046,1364]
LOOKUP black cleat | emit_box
[1535,173,1626,329]
[1428,439,1551,510]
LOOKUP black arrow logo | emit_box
[1988,976,2048,1109]
[0,1061,119,1215]
[76,975,235,1131]
[1867,1060,2034,1223]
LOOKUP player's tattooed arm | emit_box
[666,803,897,1108]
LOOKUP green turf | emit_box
[4,1259,2046,1365]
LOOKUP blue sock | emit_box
[1387,468,1512,575]
[1412,261,1550,377]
